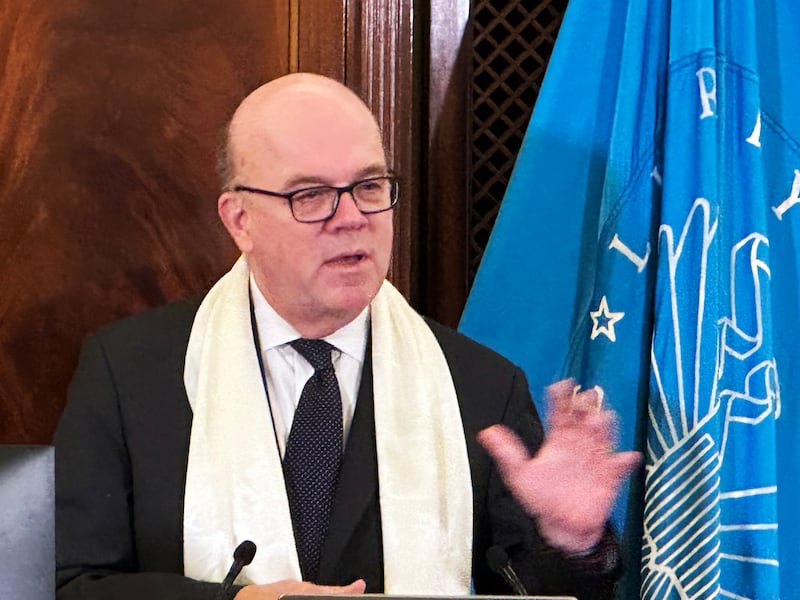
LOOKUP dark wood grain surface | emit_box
[424,0,472,326]
[0,0,467,444]
[0,0,289,443]
[347,0,421,308]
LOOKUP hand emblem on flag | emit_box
[643,199,781,599]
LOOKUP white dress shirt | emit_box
[249,274,369,457]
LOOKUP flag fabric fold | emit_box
[460,0,800,597]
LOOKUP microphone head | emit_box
[233,540,257,566]
[486,544,510,573]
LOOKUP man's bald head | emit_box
[217,73,384,190]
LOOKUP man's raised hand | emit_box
[478,379,640,554]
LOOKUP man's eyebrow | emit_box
[281,164,390,190]
[356,164,391,179]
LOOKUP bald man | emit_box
[55,74,638,600]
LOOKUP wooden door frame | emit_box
[345,0,472,325]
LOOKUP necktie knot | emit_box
[290,338,335,372]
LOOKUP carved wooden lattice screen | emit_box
[469,0,568,280]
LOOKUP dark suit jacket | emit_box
[55,297,619,600]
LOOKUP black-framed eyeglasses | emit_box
[232,175,400,223]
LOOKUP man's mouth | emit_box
[326,252,368,266]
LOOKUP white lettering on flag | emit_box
[771,169,800,220]
[696,67,718,119]
[609,234,651,273]
[746,112,762,147]
[651,165,663,186]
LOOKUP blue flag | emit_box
[460,0,800,598]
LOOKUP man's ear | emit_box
[218,191,253,253]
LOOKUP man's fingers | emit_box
[547,379,604,429]
[612,451,643,477]
[477,424,531,480]
[577,409,618,450]
[545,378,576,425]
[317,579,366,595]
[239,578,367,600]
[572,388,603,414]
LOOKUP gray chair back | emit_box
[0,445,54,599]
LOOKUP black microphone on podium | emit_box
[486,545,528,596]
[215,540,257,600]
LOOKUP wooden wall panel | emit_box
[424,0,471,326]
[0,0,429,444]
[0,1,291,443]
[347,0,421,305]
[296,0,347,78]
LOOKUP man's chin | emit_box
[326,280,383,315]
[329,289,376,316]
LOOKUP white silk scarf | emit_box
[182,256,472,592]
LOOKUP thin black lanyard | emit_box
[248,285,284,460]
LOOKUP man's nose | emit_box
[328,190,368,228]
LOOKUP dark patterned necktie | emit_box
[283,338,343,581]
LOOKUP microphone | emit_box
[486,545,528,596]
[215,540,257,600]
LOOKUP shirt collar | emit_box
[249,273,369,362]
